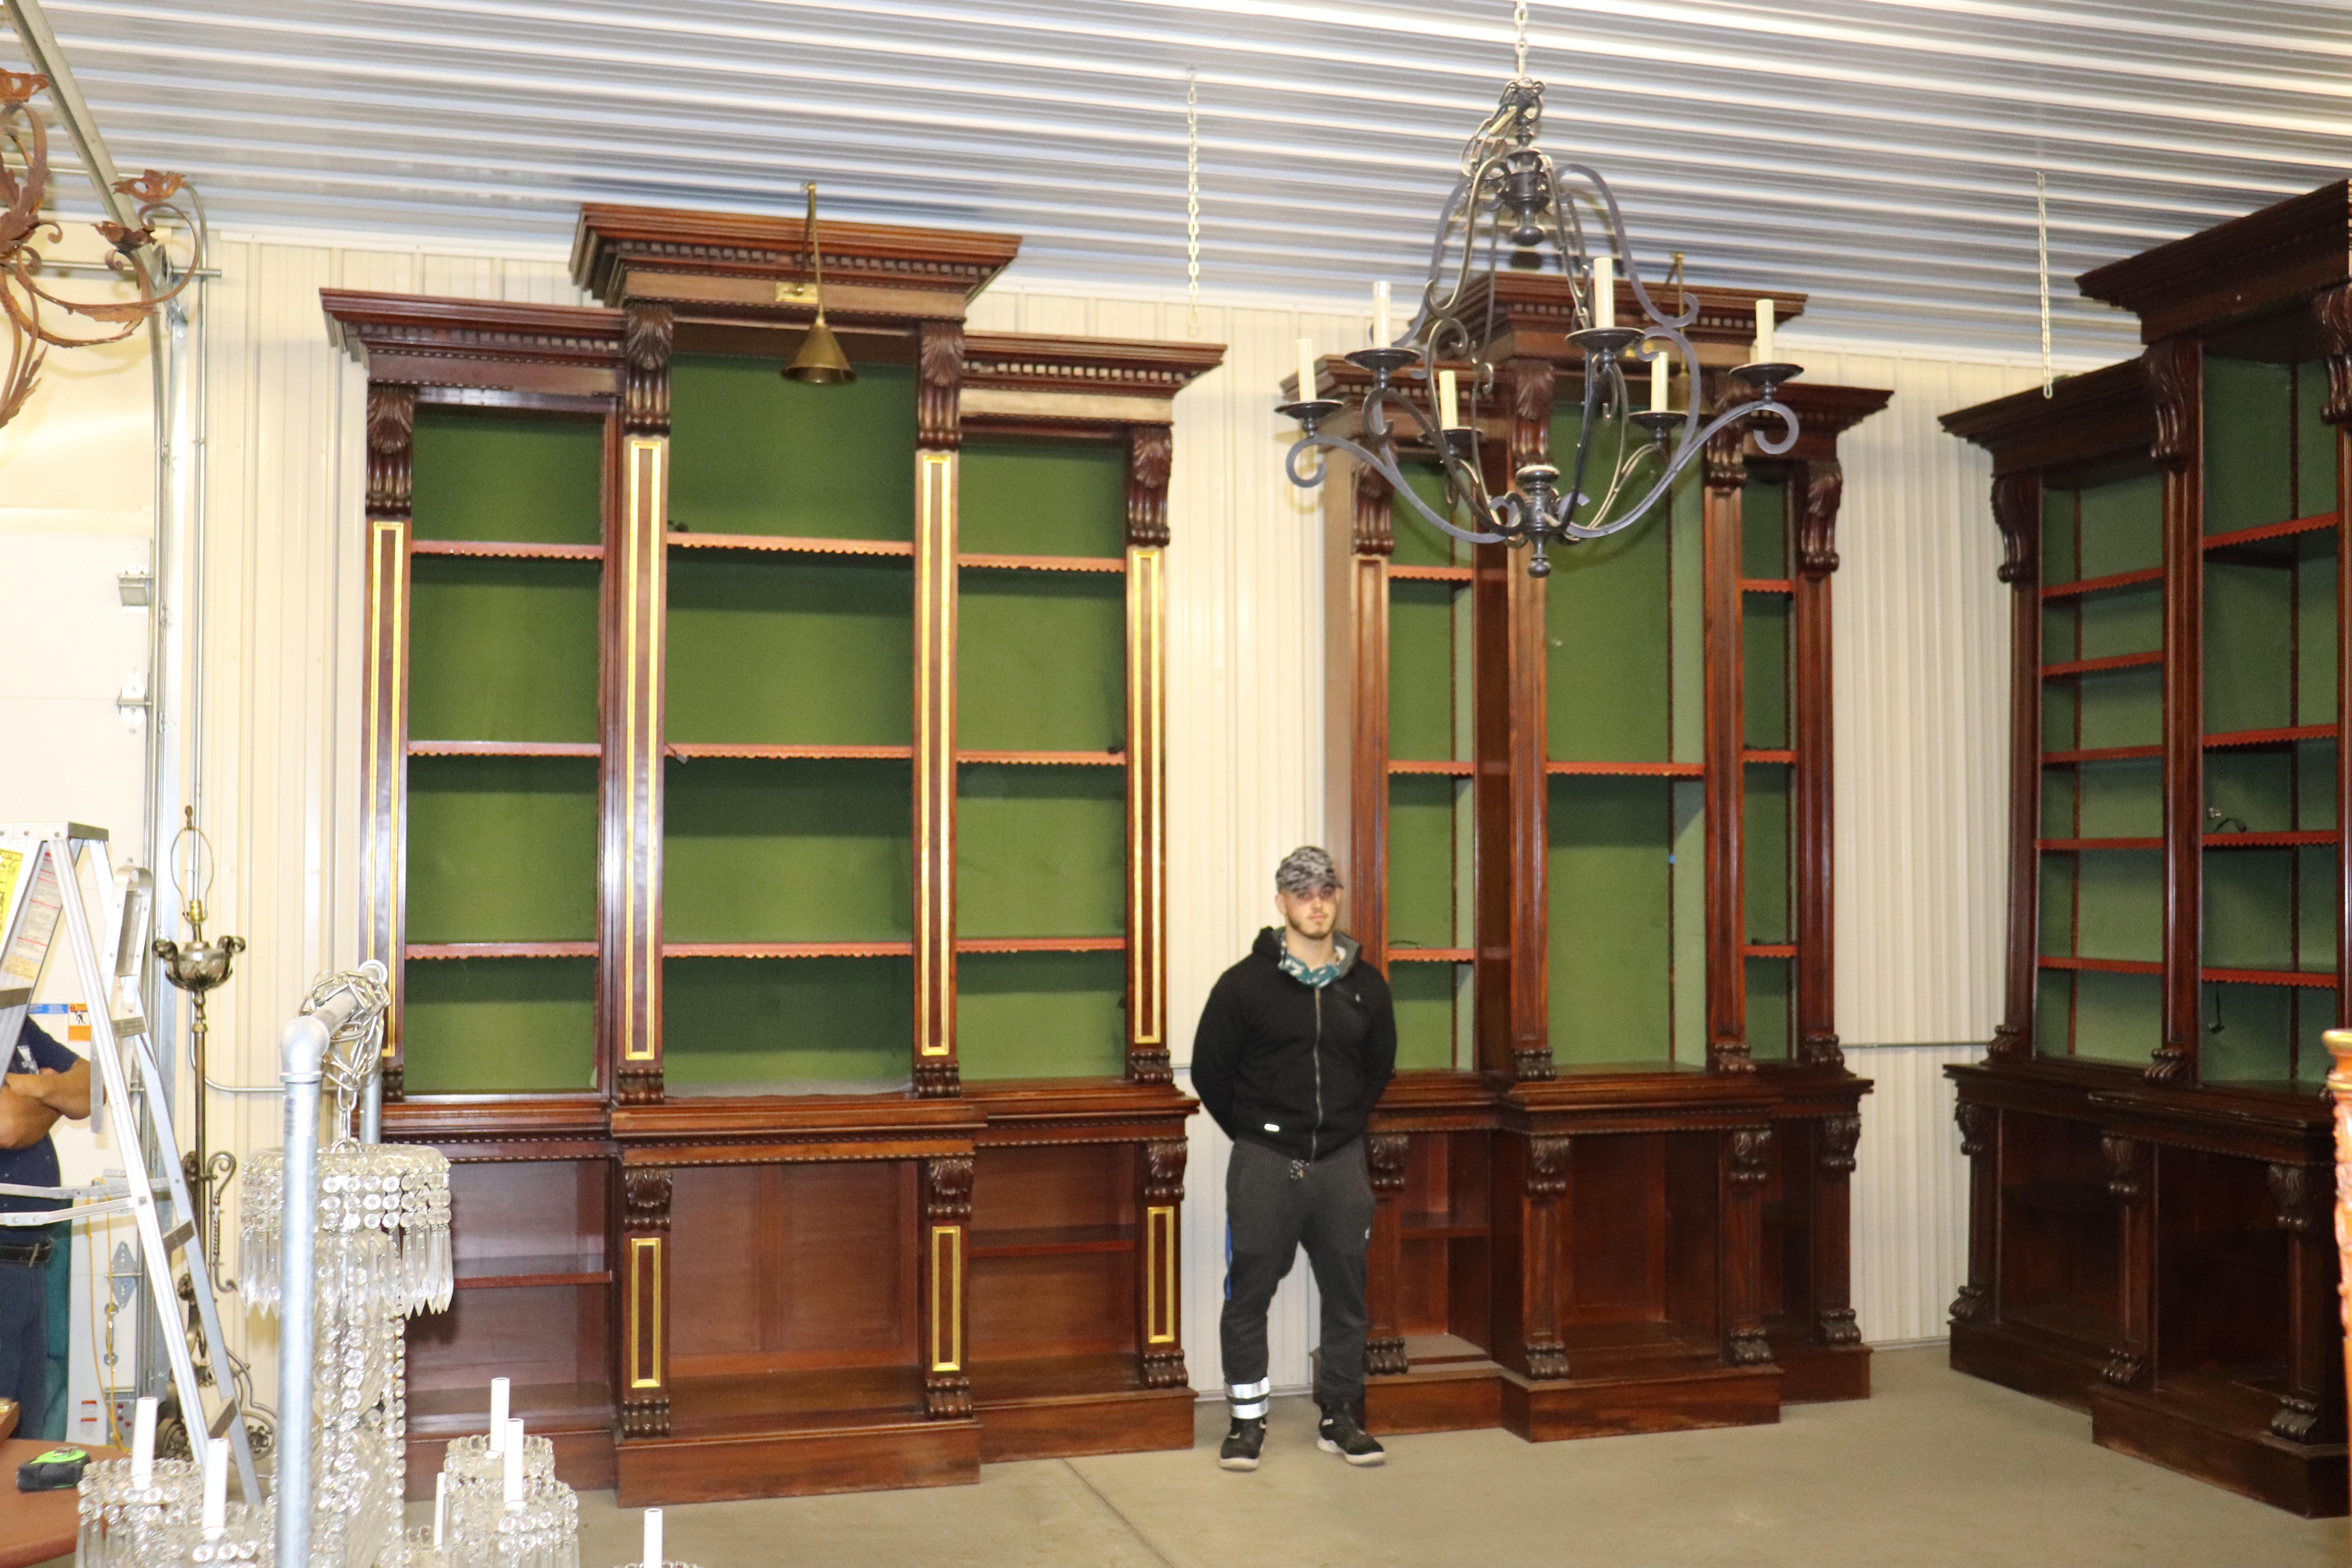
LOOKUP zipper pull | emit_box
[1289,1159,1308,1182]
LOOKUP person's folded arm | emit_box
[0,1083,62,1151]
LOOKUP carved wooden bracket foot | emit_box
[1523,1341,1571,1381]
[1815,1308,1861,1347]
[1510,1047,1557,1083]
[913,1058,961,1098]
[2270,1395,2322,1443]
[1365,1336,1410,1377]
[2101,1349,2148,1388]
[615,1067,663,1107]
[379,1064,404,1104]
[924,1374,973,1421]
[1949,1285,1990,1325]
[1126,1047,1173,1087]
[1142,1350,1190,1390]
[618,1395,671,1439]
[1726,1330,1775,1367]
[2143,1045,2192,1087]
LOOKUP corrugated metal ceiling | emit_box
[6,0,2347,353]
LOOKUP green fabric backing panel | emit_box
[2203,358,2292,535]
[664,758,912,941]
[403,956,596,1093]
[1746,956,1791,1063]
[1388,775,1462,953]
[408,557,601,743]
[2042,489,2079,587]
[662,956,911,1085]
[1548,775,1672,1065]
[1671,476,1704,764]
[957,764,1125,938]
[1547,492,1671,762]
[2038,853,2075,958]
[2076,472,2163,575]
[960,572,1125,752]
[411,409,603,545]
[2041,601,2077,664]
[2075,849,2161,962]
[669,356,915,541]
[2205,751,2293,832]
[1392,461,1462,568]
[1671,779,1705,1065]
[2077,585,2162,661]
[406,756,598,942]
[2300,552,2339,726]
[666,552,913,746]
[1389,961,1462,1071]
[2042,679,2078,754]
[2033,970,2072,1058]
[2042,767,2077,840]
[1745,763,1791,944]
[2076,668,2162,750]
[2299,361,2336,518]
[2302,742,2339,830]
[2204,562,2292,734]
[2300,843,2337,972]
[960,439,1125,559]
[1388,581,1461,762]
[2203,848,2294,970]
[2073,969,2160,1065]
[2199,982,2296,1084]
[2078,759,2161,838]
[1742,475,1788,579]
[956,950,1127,1079]
[1744,596,1790,749]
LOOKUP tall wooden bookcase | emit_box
[324,209,1220,1504]
[1315,274,1888,1440]
[1940,181,2352,1517]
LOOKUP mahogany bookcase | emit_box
[1313,273,1888,1441]
[323,209,1221,1504]
[1941,180,2352,1517]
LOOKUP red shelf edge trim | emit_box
[958,750,1125,767]
[668,532,915,558]
[1388,948,1474,962]
[2202,512,2336,552]
[2036,956,2161,975]
[1739,578,1795,594]
[667,744,914,761]
[2201,968,2337,990]
[2203,831,2337,848]
[1389,759,1474,776]
[959,551,1124,574]
[409,740,602,758]
[2203,725,2337,750]
[410,539,603,561]
[2040,566,2164,601]
[1742,750,1797,765]
[2040,650,2163,679]
[1547,760,1706,777]
[1742,944,1798,959]
[664,942,915,959]
[1390,564,1475,583]
[406,942,597,960]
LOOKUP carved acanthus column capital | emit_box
[2314,285,2352,427]
[623,1166,673,1232]
[1365,1132,1409,1194]
[918,320,963,451]
[2102,1134,2145,1203]
[622,302,673,436]
[2144,338,2198,471]
[1794,458,1844,577]
[1817,1114,1861,1181]
[1955,1101,1992,1160]
[1126,424,1173,547]
[1505,356,1553,472]
[365,383,417,519]
[1352,463,1394,558]
[1144,1138,1189,1206]
[925,1154,975,1226]
[1730,1127,1773,1187]
[1525,1134,1572,1199]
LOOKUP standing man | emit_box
[1192,846,1396,1472]
[1,1014,91,1434]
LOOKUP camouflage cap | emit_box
[1274,845,1343,896]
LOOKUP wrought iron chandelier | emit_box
[0,70,203,432]
[1278,44,1801,577]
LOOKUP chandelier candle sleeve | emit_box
[490,1378,509,1449]
[434,1474,446,1548]
[1440,368,1461,429]
[1296,338,1318,401]
[1373,281,1391,343]
[645,1508,663,1567]
[503,1423,524,1508]
[201,1439,227,1539]
[1649,347,1666,412]
[1593,255,1615,329]
[131,1396,156,1487]
[1756,298,1775,361]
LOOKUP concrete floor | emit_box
[498,1349,2343,1568]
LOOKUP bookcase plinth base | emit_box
[1949,1316,2109,1412]
[1363,1361,1505,1435]
[1498,1362,1783,1443]
[2092,1381,2350,1519]
[972,1383,1195,1463]
[615,1416,982,1506]
[1771,1338,1871,1403]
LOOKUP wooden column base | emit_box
[972,1382,1194,1464]
[2093,1382,2350,1519]
[616,1418,979,1506]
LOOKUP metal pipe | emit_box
[1,0,135,228]
[272,1010,330,1568]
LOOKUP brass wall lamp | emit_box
[784,180,853,385]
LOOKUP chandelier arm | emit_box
[1552,162,1699,332]
[1556,395,1795,541]
[1283,428,1508,546]
[1417,148,1519,335]
[1550,367,1605,536]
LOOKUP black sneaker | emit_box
[1317,1406,1385,1466]
[1218,1415,1267,1471]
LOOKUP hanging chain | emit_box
[1185,67,1202,332]
[2037,171,2053,398]
[1514,0,1529,77]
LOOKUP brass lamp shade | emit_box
[785,317,855,383]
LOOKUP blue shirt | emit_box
[1,1020,78,1215]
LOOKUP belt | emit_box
[0,1238,56,1267]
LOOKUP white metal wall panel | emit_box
[1849,1042,1978,1344]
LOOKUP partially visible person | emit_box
[1192,846,1397,1472]
[1,1016,90,1436]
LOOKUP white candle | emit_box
[1295,337,1317,402]
[489,1377,510,1451]
[503,1419,524,1508]
[1755,297,1775,362]
[1592,255,1615,330]
[131,1396,157,1487]
[201,1437,228,1539]
[433,1473,447,1548]
[644,1507,665,1567]
[1373,280,1391,344]
[1439,368,1461,429]
[1650,346,1668,413]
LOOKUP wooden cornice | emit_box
[1938,358,2154,475]
[1455,271,1808,369]
[572,203,1021,325]
[2077,180,2352,344]
[319,289,625,395]
[960,332,1224,425]
[1755,381,1891,463]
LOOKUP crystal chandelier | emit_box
[1278,62,1801,577]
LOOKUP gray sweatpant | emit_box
[1219,1136,1374,1417]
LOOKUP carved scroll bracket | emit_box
[1794,458,1844,577]
[1127,424,1173,548]
[622,302,673,436]
[1817,1114,1861,1181]
[1352,463,1394,559]
[918,320,963,452]
[1142,1139,1189,1388]
[1506,356,1553,473]
[1366,1132,1410,1194]
[365,383,417,520]
[2102,1134,2144,1203]
[2145,338,2198,471]
[1991,471,2039,588]
[2315,285,2352,428]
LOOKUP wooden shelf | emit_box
[958,551,1123,574]
[2204,831,2335,848]
[664,941,914,959]
[2041,566,2164,600]
[2204,724,2336,750]
[2037,956,2161,975]
[667,532,915,559]
[1392,564,1474,583]
[668,743,913,761]
[2201,967,2336,989]
[1548,760,1705,778]
[956,936,1125,954]
[2043,745,2163,765]
[2202,512,2336,552]
[411,539,603,561]
[2041,650,2162,679]
[1742,749,1796,765]
[1389,759,1474,776]
[409,739,601,758]
[407,942,597,960]
[1389,947,1474,963]
[454,1254,611,1290]
[2036,838,2162,851]
[1742,944,1798,959]
[957,749,1124,767]
[1739,577,1795,594]
[968,1225,1136,1259]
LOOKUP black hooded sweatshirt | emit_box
[1191,927,1397,1163]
